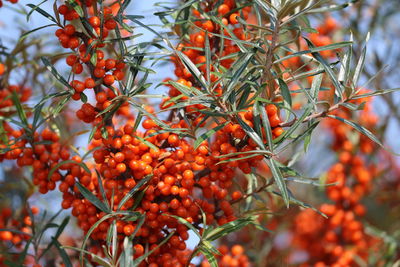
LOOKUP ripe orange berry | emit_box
[229,13,239,24]
[89,16,100,27]
[231,245,244,256]
[66,55,77,66]
[202,20,214,32]
[64,24,76,35]
[218,4,230,15]
[94,68,105,78]
[84,78,96,89]
[116,163,126,173]
[183,170,194,180]
[123,224,135,236]
[231,191,242,201]
[114,152,125,163]
[105,58,116,70]
[0,231,13,241]
[105,19,117,30]
[0,63,5,75]
[103,74,115,85]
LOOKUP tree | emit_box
[0,0,399,266]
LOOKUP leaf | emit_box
[41,57,73,89]
[66,0,84,17]
[10,90,28,127]
[352,34,369,87]
[194,122,228,150]
[223,52,255,103]
[117,175,152,210]
[19,24,57,42]
[76,182,111,213]
[338,39,352,86]
[52,238,73,267]
[48,160,91,181]
[309,65,324,103]
[304,38,344,99]
[204,216,256,241]
[64,246,112,267]
[327,115,400,156]
[274,41,352,64]
[351,88,400,99]
[237,116,266,149]
[175,50,208,90]
[133,135,160,152]
[40,216,70,259]
[278,78,292,107]
[27,3,58,24]
[164,214,201,239]
[307,0,359,13]
[265,158,289,208]
[273,189,328,218]
[133,231,175,265]
[199,246,218,267]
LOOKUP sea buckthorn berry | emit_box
[218,4,230,15]
[58,5,69,15]
[105,58,116,70]
[116,163,126,173]
[89,16,100,27]
[183,170,194,180]
[273,127,284,137]
[114,152,125,163]
[84,78,96,89]
[103,74,115,85]
[113,69,125,80]
[94,68,105,78]
[123,224,135,236]
[266,104,278,116]
[64,24,76,35]
[66,55,78,66]
[202,20,214,32]
[229,13,239,24]
[105,19,117,30]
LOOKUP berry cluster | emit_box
[288,93,381,267]
[201,245,250,267]
[0,206,38,265]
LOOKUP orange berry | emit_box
[229,13,239,24]
[218,4,230,15]
[89,16,100,27]
[103,74,115,85]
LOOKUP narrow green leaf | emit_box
[265,158,289,207]
[27,3,58,24]
[257,103,274,152]
[199,247,218,267]
[175,50,208,90]
[237,116,266,149]
[48,160,91,180]
[304,38,344,99]
[351,88,400,99]
[52,238,73,267]
[278,78,292,107]
[117,175,152,210]
[11,91,28,127]
[164,214,201,239]
[352,36,368,87]
[41,57,73,89]
[19,24,57,42]
[194,121,228,150]
[76,182,110,213]
[204,216,256,241]
[327,115,400,156]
